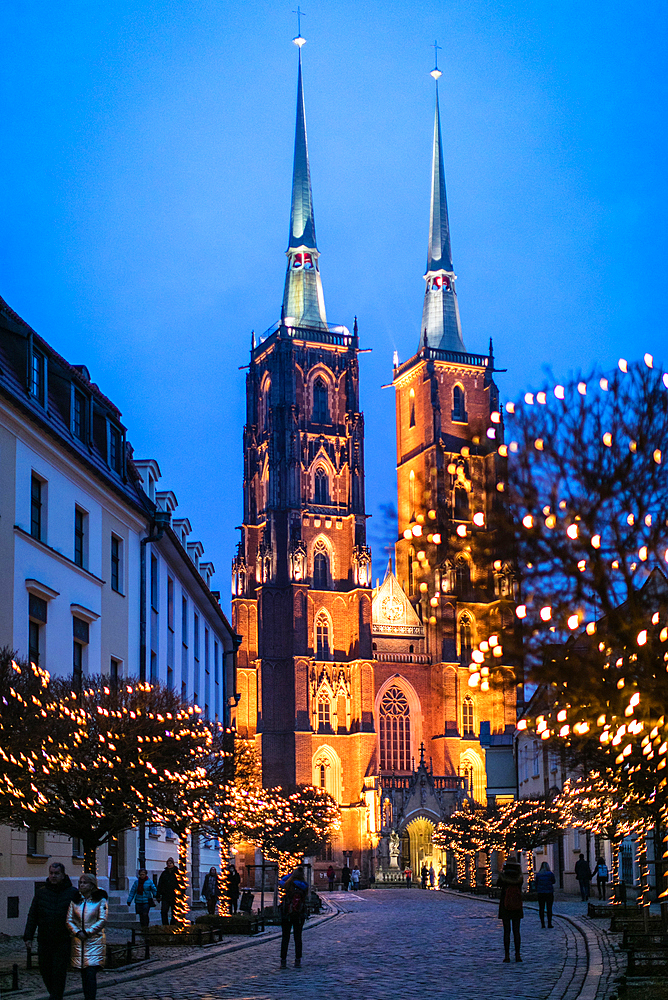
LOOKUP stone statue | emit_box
[388,829,400,869]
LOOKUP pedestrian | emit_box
[421,864,428,889]
[404,867,412,887]
[202,867,219,915]
[351,864,361,891]
[438,867,446,890]
[228,866,241,914]
[66,874,107,1000]
[279,866,308,969]
[127,868,157,928]
[535,861,556,928]
[574,854,593,902]
[156,857,179,925]
[594,857,609,900]
[497,853,524,963]
[341,863,351,891]
[429,863,435,888]
[326,864,335,891]
[23,862,78,1000]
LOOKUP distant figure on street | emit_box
[429,864,436,888]
[594,858,609,900]
[66,874,107,1000]
[341,864,351,891]
[497,853,524,963]
[438,867,446,890]
[575,854,593,902]
[535,861,556,928]
[421,864,428,889]
[23,862,78,1000]
[127,868,157,928]
[326,865,335,891]
[156,857,179,925]
[279,866,308,969]
[228,867,241,914]
[202,867,219,915]
[351,865,361,891]
[404,867,412,888]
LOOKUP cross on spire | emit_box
[430,40,442,80]
[292,6,306,46]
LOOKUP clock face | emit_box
[381,596,403,623]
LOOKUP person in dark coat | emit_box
[202,867,219,915]
[341,864,351,891]
[23,862,78,1000]
[228,866,241,914]
[574,854,593,901]
[421,864,429,889]
[535,861,556,928]
[326,865,335,891]
[156,857,179,925]
[497,854,524,963]
[279,867,308,968]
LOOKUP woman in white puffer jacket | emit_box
[66,873,108,1000]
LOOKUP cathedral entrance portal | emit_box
[404,816,436,878]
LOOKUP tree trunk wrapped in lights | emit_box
[171,832,190,926]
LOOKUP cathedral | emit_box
[231,39,520,881]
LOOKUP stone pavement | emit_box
[3,887,627,1000]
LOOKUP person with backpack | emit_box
[279,866,308,969]
[594,857,609,900]
[497,854,524,963]
[535,861,556,928]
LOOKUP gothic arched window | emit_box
[315,612,331,660]
[462,695,474,737]
[409,469,416,517]
[455,559,471,597]
[314,467,330,505]
[379,686,411,772]
[452,384,467,423]
[408,547,415,596]
[409,387,416,428]
[318,699,331,731]
[314,551,329,589]
[459,614,473,661]
[454,487,469,521]
[319,762,327,788]
[313,378,330,423]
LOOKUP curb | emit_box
[16,902,342,1000]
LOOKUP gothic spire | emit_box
[282,39,327,329]
[420,59,465,353]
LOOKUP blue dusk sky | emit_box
[1,0,666,604]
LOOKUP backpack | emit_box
[504,883,523,912]
[597,864,608,879]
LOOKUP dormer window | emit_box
[72,389,87,441]
[108,423,122,474]
[31,348,46,407]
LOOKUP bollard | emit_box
[125,941,131,965]
[12,964,18,991]
[131,928,136,945]
[25,951,32,971]
[144,939,150,961]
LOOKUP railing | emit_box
[374,652,431,664]
[255,321,355,353]
[395,347,490,379]
[378,774,466,791]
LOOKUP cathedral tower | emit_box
[232,37,376,866]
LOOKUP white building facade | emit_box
[0,293,238,932]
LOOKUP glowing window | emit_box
[315,613,331,660]
[462,696,474,736]
[318,700,331,731]
[459,615,472,660]
[379,686,411,772]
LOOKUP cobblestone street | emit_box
[82,889,606,1000]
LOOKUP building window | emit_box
[108,423,123,474]
[72,837,84,859]
[72,389,87,441]
[319,763,327,788]
[408,547,414,596]
[409,469,415,516]
[150,555,158,610]
[28,594,47,666]
[31,349,46,406]
[111,535,122,592]
[30,475,43,541]
[409,387,416,428]
[150,651,157,683]
[73,617,89,689]
[214,641,220,686]
[182,596,188,697]
[454,487,469,521]
[455,559,471,598]
[27,829,39,856]
[314,467,330,505]
[315,612,331,660]
[74,508,87,568]
[452,384,467,422]
[110,658,121,685]
[313,378,330,423]
[532,740,541,777]
[193,612,200,704]
[313,550,329,589]
[379,686,411,772]
[318,699,331,731]
[462,696,474,737]
[459,615,472,661]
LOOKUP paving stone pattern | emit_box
[91,889,588,1000]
